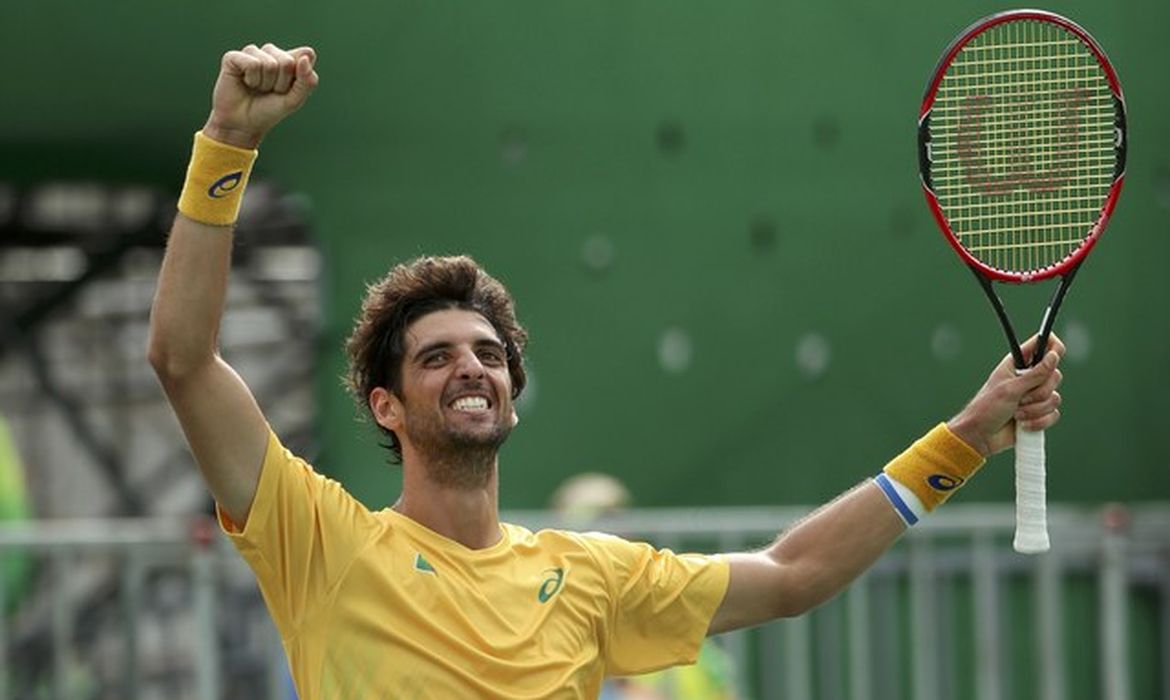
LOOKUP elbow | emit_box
[147,344,177,381]
[147,330,212,382]
[147,340,182,382]
[767,557,837,619]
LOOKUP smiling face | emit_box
[370,308,518,487]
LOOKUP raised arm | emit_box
[148,44,318,525]
[707,335,1065,634]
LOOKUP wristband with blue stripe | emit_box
[875,473,920,526]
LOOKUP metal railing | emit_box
[1,503,1167,699]
[0,517,280,700]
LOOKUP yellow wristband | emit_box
[882,423,985,512]
[177,131,258,226]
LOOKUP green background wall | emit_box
[4,1,1168,510]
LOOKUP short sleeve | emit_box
[217,429,382,638]
[582,533,730,676]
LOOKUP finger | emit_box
[990,348,1024,382]
[1020,333,1066,365]
[1016,390,1062,421]
[284,55,319,110]
[992,353,1056,407]
[1021,367,1063,405]
[1014,350,1059,391]
[1045,332,1066,359]
[1018,407,1061,433]
[242,44,280,92]
[260,43,298,94]
[223,49,263,89]
[288,46,317,67]
[984,348,1055,406]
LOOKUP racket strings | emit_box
[928,18,1117,275]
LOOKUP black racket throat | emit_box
[972,265,1079,371]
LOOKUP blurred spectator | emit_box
[0,414,34,612]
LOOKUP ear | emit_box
[369,387,404,431]
[510,406,519,428]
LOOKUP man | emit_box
[149,44,1064,699]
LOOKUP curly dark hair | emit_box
[344,255,528,462]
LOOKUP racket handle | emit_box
[1013,425,1050,553]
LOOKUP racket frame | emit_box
[918,9,1128,286]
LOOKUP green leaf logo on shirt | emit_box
[538,567,565,603]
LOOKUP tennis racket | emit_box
[917,10,1126,553]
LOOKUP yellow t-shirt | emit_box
[219,430,730,699]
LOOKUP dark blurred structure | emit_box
[0,181,320,698]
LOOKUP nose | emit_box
[454,348,486,379]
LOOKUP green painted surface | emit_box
[3,1,1166,513]
[4,3,1168,695]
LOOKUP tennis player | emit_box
[149,43,1065,699]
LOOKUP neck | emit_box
[395,450,502,550]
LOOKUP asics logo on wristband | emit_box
[927,474,964,491]
[208,171,244,198]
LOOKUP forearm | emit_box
[710,482,903,634]
[148,214,235,377]
[712,425,989,634]
[763,423,985,615]
[149,124,259,377]
[762,481,903,616]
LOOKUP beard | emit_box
[401,401,513,490]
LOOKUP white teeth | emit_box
[452,396,488,411]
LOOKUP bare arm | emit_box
[148,44,318,525]
[708,335,1065,635]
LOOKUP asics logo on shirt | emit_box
[207,171,244,198]
[538,568,565,603]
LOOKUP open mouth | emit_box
[448,394,492,412]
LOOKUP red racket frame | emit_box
[917,9,1127,285]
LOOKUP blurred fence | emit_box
[0,503,1167,700]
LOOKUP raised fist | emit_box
[203,43,319,149]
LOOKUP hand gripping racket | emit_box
[918,10,1126,553]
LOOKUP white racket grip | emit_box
[1013,425,1050,553]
